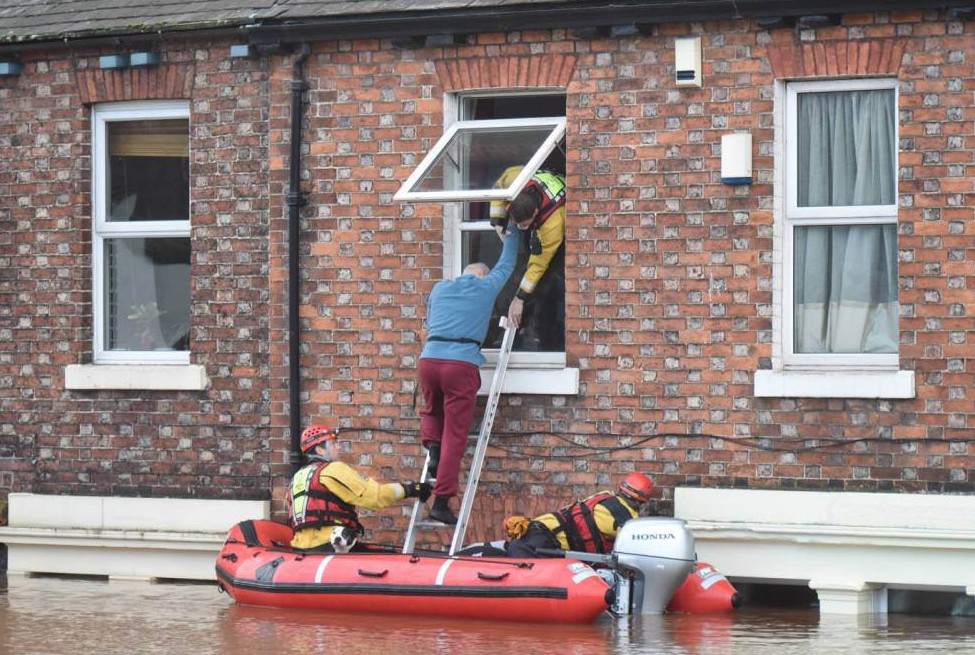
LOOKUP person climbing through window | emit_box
[418,220,524,524]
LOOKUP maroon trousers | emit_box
[418,358,481,497]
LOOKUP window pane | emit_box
[463,230,565,353]
[104,237,191,351]
[797,89,895,207]
[411,124,561,194]
[108,119,189,221]
[793,224,897,354]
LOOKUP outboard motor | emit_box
[612,517,696,614]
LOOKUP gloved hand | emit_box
[504,515,530,539]
[402,481,432,503]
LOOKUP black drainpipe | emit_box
[288,43,311,472]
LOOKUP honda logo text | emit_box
[631,532,676,540]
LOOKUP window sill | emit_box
[478,367,579,396]
[65,364,209,391]
[754,369,914,399]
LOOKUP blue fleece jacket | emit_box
[420,230,519,367]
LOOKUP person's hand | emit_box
[508,296,525,328]
[402,481,433,502]
[495,224,506,241]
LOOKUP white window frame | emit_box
[755,78,914,399]
[393,116,566,203]
[91,100,191,365]
[397,91,577,393]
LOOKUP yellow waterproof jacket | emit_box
[533,492,639,551]
[489,166,566,298]
[290,460,406,549]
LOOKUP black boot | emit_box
[425,443,441,480]
[428,495,457,525]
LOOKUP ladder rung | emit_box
[414,520,454,529]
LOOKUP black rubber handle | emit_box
[357,568,389,578]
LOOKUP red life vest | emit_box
[288,462,364,535]
[549,492,635,554]
[522,170,566,228]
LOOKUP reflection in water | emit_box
[1,575,973,655]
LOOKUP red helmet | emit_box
[617,472,653,504]
[300,424,336,454]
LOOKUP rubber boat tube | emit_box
[216,520,612,624]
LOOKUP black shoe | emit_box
[428,506,458,525]
[426,443,440,480]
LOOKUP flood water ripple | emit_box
[1,575,974,655]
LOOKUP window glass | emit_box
[409,123,565,195]
[786,82,897,362]
[108,119,190,222]
[104,237,191,351]
[395,116,565,202]
[792,224,897,354]
[796,90,896,208]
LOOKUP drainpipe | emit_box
[288,43,311,472]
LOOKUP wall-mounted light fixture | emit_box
[230,44,256,58]
[609,23,640,37]
[0,61,22,76]
[721,133,753,185]
[424,34,465,47]
[796,14,841,28]
[947,7,975,20]
[129,51,160,67]
[99,54,130,69]
[675,36,702,87]
[755,16,795,29]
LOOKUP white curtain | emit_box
[794,90,898,354]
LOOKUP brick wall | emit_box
[0,39,273,501]
[2,10,973,546]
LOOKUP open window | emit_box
[394,116,565,202]
[397,93,571,374]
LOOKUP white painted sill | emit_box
[65,364,209,391]
[478,367,579,395]
[754,369,915,399]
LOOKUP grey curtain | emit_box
[794,90,898,354]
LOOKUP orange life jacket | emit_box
[288,462,364,535]
[548,492,633,554]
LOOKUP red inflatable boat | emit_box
[666,562,741,613]
[215,520,612,624]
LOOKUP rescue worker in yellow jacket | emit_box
[504,472,653,558]
[287,424,432,552]
[489,166,566,350]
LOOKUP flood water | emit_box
[2,574,974,655]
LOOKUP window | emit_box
[92,102,191,364]
[397,93,569,365]
[785,79,898,367]
[756,78,912,398]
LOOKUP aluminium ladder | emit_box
[402,316,517,555]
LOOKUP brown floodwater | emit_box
[1,574,974,655]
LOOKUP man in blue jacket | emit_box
[419,221,522,524]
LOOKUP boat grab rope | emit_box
[224,534,538,569]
